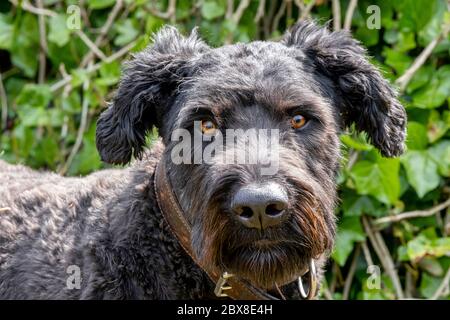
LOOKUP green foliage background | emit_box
[0,0,449,299]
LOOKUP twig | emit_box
[76,30,107,61]
[375,198,450,225]
[50,40,136,93]
[254,0,266,23]
[80,0,124,68]
[231,0,251,24]
[226,0,234,19]
[148,0,176,23]
[36,0,47,84]
[0,72,8,131]
[343,244,361,300]
[331,0,341,31]
[296,0,315,21]
[396,23,450,91]
[9,0,56,17]
[431,268,450,300]
[0,207,11,212]
[362,216,404,299]
[343,0,357,31]
[58,73,91,175]
[272,0,287,34]
[346,150,359,170]
[361,240,374,266]
[320,278,334,300]
[264,0,277,38]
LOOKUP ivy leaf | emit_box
[332,217,365,266]
[11,14,39,77]
[401,150,441,197]
[413,65,450,108]
[0,13,13,50]
[427,110,449,143]
[406,234,450,262]
[428,140,450,176]
[114,19,139,46]
[48,14,70,47]
[406,121,428,150]
[341,193,386,217]
[16,84,52,109]
[350,158,400,205]
[420,273,441,298]
[201,1,225,20]
[87,0,116,10]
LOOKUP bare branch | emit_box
[226,0,234,19]
[331,0,341,31]
[396,22,450,91]
[375,198,450,225]
[9,0,56,17]
[76,30,107,61]
[59,72,91,175]
[343,0,358,31]
[431,267,450,300]
[362,216,404,299]
[80,0,124,68]
[231,0,251,25]
[272,0,287,34]
[254,0,266,23]
[148,0,176,23]
[0,72,8,131]
[343,244,361,300]
[36,0,48,84]
[50,41,136,93]
[296,0,315,22]
[361,240,374,266]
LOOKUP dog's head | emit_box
[96,21,406,289]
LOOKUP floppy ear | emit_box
[283,21,407,157]
[96,27,209,164]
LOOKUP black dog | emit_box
[0,21,406,299]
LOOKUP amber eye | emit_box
[291,114,307,129]
[200,120,217,135]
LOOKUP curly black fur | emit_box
[0,21,406,299]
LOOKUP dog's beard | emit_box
[192,182,333,290]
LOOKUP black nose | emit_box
[231,182,288,230]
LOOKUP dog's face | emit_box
[96,22,406,289]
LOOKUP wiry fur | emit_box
[0,21,406,299]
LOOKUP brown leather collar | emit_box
[153,159,316,300]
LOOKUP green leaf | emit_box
[350,158,400,205]
[201,1,225,20]
[406,65,433,93]
[0,13,13,50]
[401,150,441,197]
[87,0,116,10]
[48,14,70,47]
[11,14,39,77]
[340,134,373,151]
[382,47,413,75]
[418,257,444,277]
[420,273,442,298]
[16,84,52,109]
[428,140,450,176]
[114,19,139,46]
[406,234,450,262]
[332,217,365,266]
[406,122,428,150]
[395,0,437,32]
[413,65,450,108]
[427,110,449,143]
[341,194,386,217]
